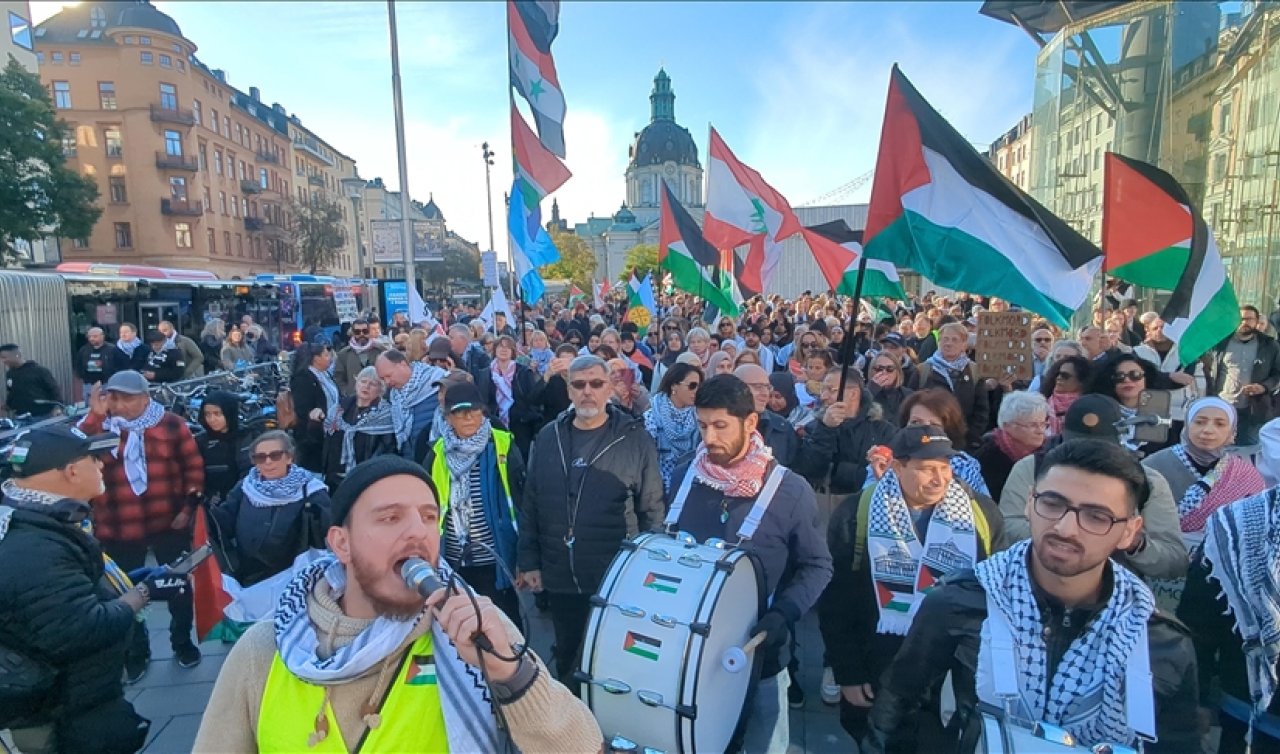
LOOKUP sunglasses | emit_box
[1055,371,1078,381]
[251,450,288,463]
[1111,369,1145,383]
[871,365,897,373]
[1034,337,1053,343]
[570,379,608,390]
[681,381,700,390]
[352,328,369,335]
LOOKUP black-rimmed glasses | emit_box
[1032,490,1131,535]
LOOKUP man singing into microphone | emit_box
[193,455,602,753]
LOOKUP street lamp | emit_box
[482,142,497,258]
[340,177,366,281]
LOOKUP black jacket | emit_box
[971,433,1020,504]
[289,368,331,473]
[869,384,912,425]
[517,405,665,594]
[209,478,331,586]
[912,361,990,449]
[139,347,185,384]
[792,394,896,495]
[0,493,136,724]
[3,361,61,416]
[197,391,250,504]
[484,361,545,456]
[819,483,1002,691]
[865,568,1200,754]
[75,343,127,387]
[758,410,800,468]
[322,395,398,486]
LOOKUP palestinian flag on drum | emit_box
[643,572,681,594]
[864,65,1102,329]
[624,631,662,661]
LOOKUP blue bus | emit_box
[253,275,374,349]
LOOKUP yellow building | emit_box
[986,114,1034,192]
[33,1,359,279]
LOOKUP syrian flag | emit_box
[659,180,739,316]
[508,0,566,157]
[801,220,905,299]
[704,127,803,295]
[864,66,1101,329]
[1103,153,1240,363]
[512,104,570,200]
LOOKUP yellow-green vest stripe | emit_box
[430,429,517,534]
[256,633,448,753]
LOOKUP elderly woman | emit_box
[644,362,703,490]
[323,366,397,487]
[916,321,989,449]
[686,326,713,369]
[1038,355,1091,438]
[219,326,255,372]
[973,391,1050,502]
[608,357,651,416]
[527,329,554,375]
[867,351,912,422]
[288,340,339,473]
[209,431,331,587]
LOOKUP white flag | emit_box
[478,287,512,330]
[407,283,443,336]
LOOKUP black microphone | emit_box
[401,556,453,598]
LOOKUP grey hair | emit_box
[998,390,1050,427]
[569,354,608,376]
[1049,340,1083,363]
[356,366,384,393]
[251,429,296,457]
[687,327,710,343]
[448,324,472,339]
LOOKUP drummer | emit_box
[664,374,833,752]
[863,439,1200,753]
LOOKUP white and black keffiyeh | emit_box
[327,400,396,472]
[241,465,325,508]
[274,555,507,752]
[389,362,444,447]
[866,470,978,635]
[101,400,166,496]
[975,539,1156,748]
[1202,488,1280,716]
[442,419,493,549]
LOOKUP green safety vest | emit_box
[256,633,448,753]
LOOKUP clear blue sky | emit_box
[32,1,1038,251]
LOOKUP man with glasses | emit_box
[1207,305,1280,445]
[735,364,798,467]
[1031,328,1055,382]
[864,440,1199,754]
[517,355,664,694]
[332,317,386,396]
[822,425,1001,750]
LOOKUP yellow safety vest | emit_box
[256,633,448,753]
[429,430,515,534]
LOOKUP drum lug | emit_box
[688,621,710,636]
[675,703,697,720]
[572,669,593,685]
[608,735,638,752]
[620,538,640,552]
[590,594,609,609]
[714,559,735,573]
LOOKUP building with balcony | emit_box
[288,115,360,277]
[986,114,1034,192]
[32,1,361,279]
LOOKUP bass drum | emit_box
[579,532,764,753]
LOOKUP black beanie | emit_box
[330,455,437,526]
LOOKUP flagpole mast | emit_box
[1098,152,1111,319]
[387,0,417,303]
[837,255,869,402]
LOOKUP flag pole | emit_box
[387,0,417,304]
[837,254,869,403]
[1098,152,1111,318]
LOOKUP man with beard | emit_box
[662,374,832,752]
[517,355,664,695]
[332,318,386,396]
[1207,306,1280,445]
[865,440,1199,754]
[195,455,602,752]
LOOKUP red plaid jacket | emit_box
[81,411,204,543]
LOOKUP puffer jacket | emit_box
[792,391,896,494]
[518,405,665,594]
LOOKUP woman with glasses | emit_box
[322,366,397,489]
[974,391,1051,501]
[789,329,824,380]
[1088,352,1178,456]
[643,362,703,490]
[288,340,339,473]
[210,431,331,588]
[867,352,913,422]
[488,335,545,458]
[1039,355,1092,437]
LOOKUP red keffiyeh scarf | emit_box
[692,432,773,498]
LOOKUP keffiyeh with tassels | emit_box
[102,400,166,496]
[327,400,396,473]
[975,539,1155,748]
[389,362,444,447]
[240,465,325,508]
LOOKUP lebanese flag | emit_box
[511,104,570,200]
[864,66,1101,328]
[508,0,565,157]
[801,220,905,299]
[1103,153,1240,363]
[659,180,739,316]
[704,127,803,295]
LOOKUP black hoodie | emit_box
[197,391,248,502]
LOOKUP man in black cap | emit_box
[139,329,185,384]
[0,425,152,753]
[193,455,602,752]
[997,394,1187,581]
[820,424,1001,749]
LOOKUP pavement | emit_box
[123,596,849,753]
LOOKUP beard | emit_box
[705,429,748,466]
[348,547,425,620]
[575,404,602,419]
[1033,533,1106,578]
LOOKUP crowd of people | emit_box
[2,284,1280,753]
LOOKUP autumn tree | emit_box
[0,57,100,264]
[541,228,597,289]
[623,243,658,280]
[423,237,481,289]
[287,197,346,274]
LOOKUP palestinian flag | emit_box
[404,654,437,685]
[508,0,566,157]
[643,571,681,594]
[659,179,739,316]
[623,631,662,661]
[192,507,233,642]
[567,284,586,307]
[511,104,570,201]
[801,220,906,299]
[864,66,1101,329]
[1102,153,1240,364]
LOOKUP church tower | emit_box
[625,69,703,226]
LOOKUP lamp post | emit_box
[482,142,496,256]
[340,178,366,278]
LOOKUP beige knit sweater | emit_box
[192,582,602,753]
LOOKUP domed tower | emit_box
[626,69,702,225]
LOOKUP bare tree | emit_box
[287,197,345,274]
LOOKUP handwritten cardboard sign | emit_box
[974,311,1033,381]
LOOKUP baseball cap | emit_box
[104,370,149,395]
[426,338,453,362]
[879,333,906,348]
[1061,395,1123,442]
[889,425,956,462]
[5,424,118,478]
[442,382,484,413]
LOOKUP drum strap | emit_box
[664,463,788,543]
